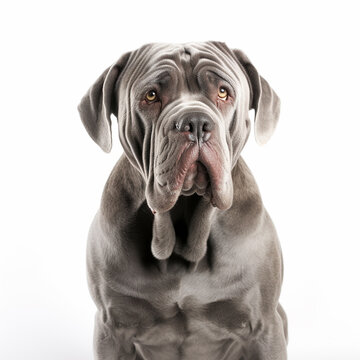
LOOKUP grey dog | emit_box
[78,41,288,360]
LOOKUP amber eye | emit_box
[218,87,228,100]
[145,90,157,102]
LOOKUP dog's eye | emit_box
[218,87,228,100]
[145,90,158,102]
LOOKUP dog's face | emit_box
[78,42,280,213]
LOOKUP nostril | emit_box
[175,114,213,142]
[203,132,211,142]
[174,121,193,132]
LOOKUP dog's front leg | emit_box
[93,311,138,360]
[247,312,287,360]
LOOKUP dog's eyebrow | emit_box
[153,71,172,84]
[200,69,237,95]
[140,69,175,87]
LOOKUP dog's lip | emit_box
[178,158,224,209]
[181,161,209,192]
[198,146,232,210]
[169,142,199,191]
[155,140,232,211]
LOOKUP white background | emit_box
[1,0,359,359]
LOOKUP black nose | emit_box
[175,113,214,142]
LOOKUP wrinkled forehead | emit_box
[123,42,249,90]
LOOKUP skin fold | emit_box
[78,41,287,360]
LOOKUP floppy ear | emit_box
[233,49,281,145]
[78,52,131,152]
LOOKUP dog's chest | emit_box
[133,313,247,360]
[128,266,253,360]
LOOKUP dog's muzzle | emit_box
[146,102,233,214]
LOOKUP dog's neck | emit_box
[100,154,264,264]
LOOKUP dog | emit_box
[78,41,288,360]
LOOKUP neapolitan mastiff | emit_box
[78,42,288,360]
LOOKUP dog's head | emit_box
[78,42,280,213]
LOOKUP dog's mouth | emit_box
[147,125,234,214]
[181,161,209,196]
[178,158,221,209]
[161,141,233,211]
